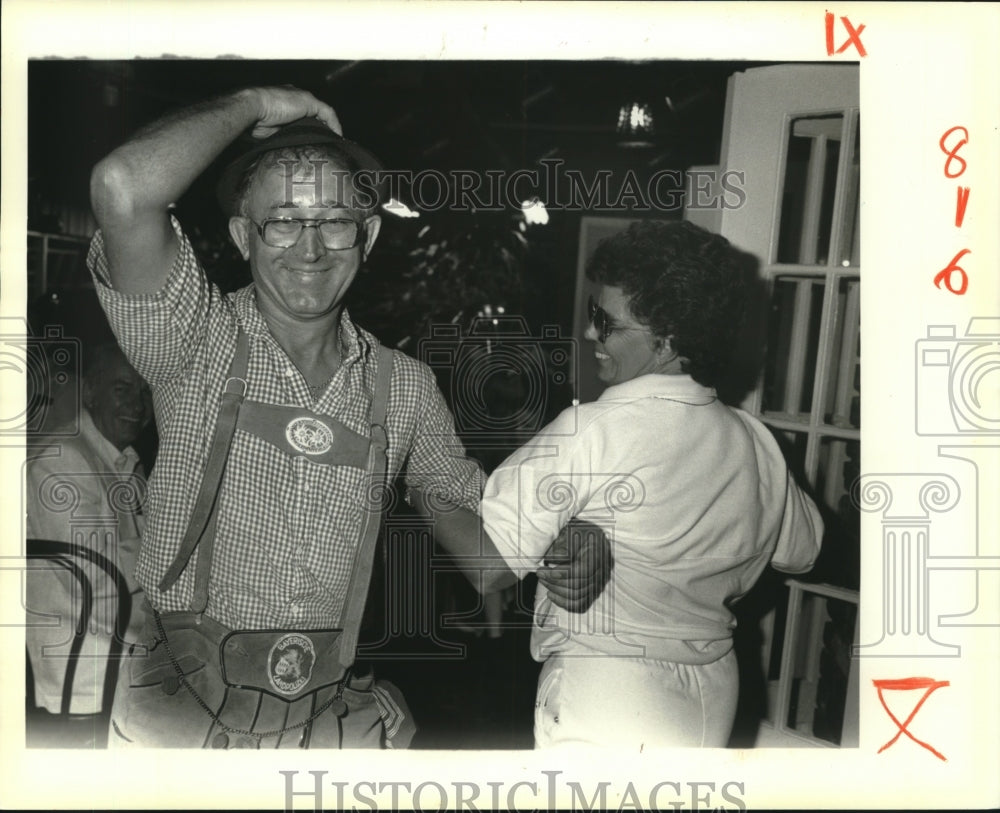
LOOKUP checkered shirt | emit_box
[88,217,484,629]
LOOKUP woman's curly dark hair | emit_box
[585,219,747,388]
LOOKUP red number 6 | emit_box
[933,249,970,295]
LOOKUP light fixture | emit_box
[520,198,549,226]
[382,197,420,218]
[615,95,674,148]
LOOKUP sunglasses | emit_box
[587,295,656,344]
[587,296,614,343]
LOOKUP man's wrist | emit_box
[229,88,263,122]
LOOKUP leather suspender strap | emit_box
[189,503,221,613]
[157,334,394,647]
[336,344,394,667]
[158,328,250,596]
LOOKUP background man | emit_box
[25,343,151,746]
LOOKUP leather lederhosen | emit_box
[108,328,411,749]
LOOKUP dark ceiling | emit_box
[26,57,786,360]
[29,58,773,214]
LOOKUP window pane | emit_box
[781,592,858,746]
[764,427,810,482]
[822,276,861,429]
[838,118,860,267]
[776,115,844,265]
[816,435,860,510]
[762,277,824,418]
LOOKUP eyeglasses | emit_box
[587,295,652,344]
[249,217,365,251]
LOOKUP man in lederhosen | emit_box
[88,86,609,749]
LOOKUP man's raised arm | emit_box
[89,87,341,295]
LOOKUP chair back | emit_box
[26,538,133,718]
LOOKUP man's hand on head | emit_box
[90,84,345,298]
[538,518,614,614]
[247,86,342,138]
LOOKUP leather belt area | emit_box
[219,628,346,702]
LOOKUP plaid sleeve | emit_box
[86,215,214,387]
[402,361,486,514]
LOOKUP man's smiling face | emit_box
[84,348,151,451]
[231,152,380,324]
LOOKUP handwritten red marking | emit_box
[825,12,867,56]
[936,129,971,291]
[939,126,969,178]
[955,186,970,228]
[934,249,971,295]
[873,677,950,761]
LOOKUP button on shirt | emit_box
[88,217,484,630]
[481,373,824,665]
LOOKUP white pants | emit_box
[534,649,738,750]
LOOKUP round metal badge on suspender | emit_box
[285,416,334,455]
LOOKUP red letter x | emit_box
[826,12,867,57]
[873,677,950,761]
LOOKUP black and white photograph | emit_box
[1,3,997,811]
